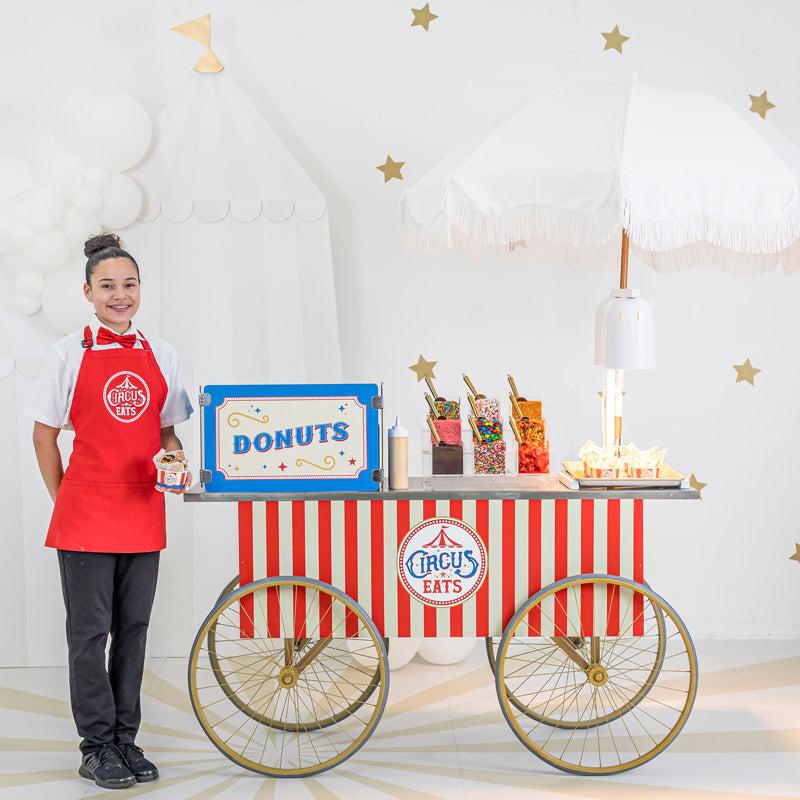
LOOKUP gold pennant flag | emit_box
[195,47,224,73]
[171,14,224,72]
[171,14,211,46]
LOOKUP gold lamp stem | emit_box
[620,228,629,290]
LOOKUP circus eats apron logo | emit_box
[103,371,151,422]
[397,517,487,607]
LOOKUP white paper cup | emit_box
[156,468,188,489]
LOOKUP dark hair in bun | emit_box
[84,233,140,284]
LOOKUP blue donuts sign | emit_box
[200,384,381,492]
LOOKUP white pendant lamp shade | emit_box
[594,293,615,365]
[596,289,655,369]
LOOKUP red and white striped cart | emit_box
[184,475,698,778]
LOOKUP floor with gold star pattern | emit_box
[1,639,799,799]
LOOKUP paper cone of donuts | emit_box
[153,449,189,489]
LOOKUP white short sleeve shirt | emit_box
[25,320,194,431]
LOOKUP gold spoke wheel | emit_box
[190,576,388,777]
[485,580,666,729]
[205,576,386,733]
[495,575,697,774]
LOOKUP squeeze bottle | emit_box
[387,417,409,490]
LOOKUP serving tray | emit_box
[560,461,686,489]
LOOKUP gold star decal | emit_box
[377,155,405,182]
[749,91,775,119]
[733,358,761,385]
[601,25,629,53]
[411,4,438,31]
[410,355,437,382]
[689,474,707,499]
[790,543,800,565]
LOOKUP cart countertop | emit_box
[183,474,699,502]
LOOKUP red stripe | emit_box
[370,501,385,636]
[580,500,595,636]
[606,500,621,636]
[528,500,541,635]
[265,502,281,638]
[448,500,464,637]
[238,502,254,637]
[318,502,332,637]
[422,500,437,636]
[396,501,411,636]
[553,500,568,636]
[633,500,644,635]
[292,502,306,637]
[344,501,359,637]
[475,500,490,636]
[502,500,516,631]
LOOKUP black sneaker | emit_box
[78,744,136,789]
[118,742,159,782]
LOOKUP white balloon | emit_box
[60,212,101,253]
[98,174,142,229]
[15,270,44,297]
[71,186,104,217]
[84,166,110,190]
[1,249,26,273]
[14,291,41,315]
[17,187,67,233]
[39,151,86,197]
[23,229,71,273]
[11,199,34,224]
[387,638,422,670]
[417,637,477,665]
[42,259,90,335]
[2,223,34,253]
[0,157,35,208]
[68,93,152,172]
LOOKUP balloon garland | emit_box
[0,92,151,333]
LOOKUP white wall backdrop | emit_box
[2,0,800,666]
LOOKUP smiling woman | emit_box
[24,233,194,790]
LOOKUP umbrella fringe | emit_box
[623,189,800,255]
[441,185,622,249]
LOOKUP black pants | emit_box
[57,550,160,755]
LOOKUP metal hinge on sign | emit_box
[198,392,211,407]
[371,469,384,484]
[199,469,212,484]
[371,395,384,410]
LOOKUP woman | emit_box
[27,233,193,790]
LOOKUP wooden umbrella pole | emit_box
[619,228,629,289]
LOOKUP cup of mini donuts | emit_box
[153,449,190,490]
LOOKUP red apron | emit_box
[46,327,168,553]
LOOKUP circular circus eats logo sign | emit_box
[397,517,487,607]
[103,371,150,423]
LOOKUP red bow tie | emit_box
[96,328,138,348]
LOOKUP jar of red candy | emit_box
[518,442,550,474]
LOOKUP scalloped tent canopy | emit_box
[132,70,327,223]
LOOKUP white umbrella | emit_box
[401,76,800,450]
[401,76,800,282]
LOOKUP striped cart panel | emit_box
[238,498,644,638]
